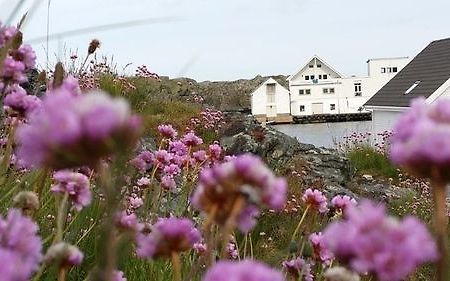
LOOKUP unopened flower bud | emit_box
[12,191,39,212]
[88,39,100,55]
[324,267,360,281]
[45,242,83,268]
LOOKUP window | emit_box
[323,74,328,79]
[299,105,305,112]
[318,75,322,79]
[354,82,362,96]
[381,67,386,73]
[309,65,313,68]
[299,89,304,95]
[317,64,322,68]
[330,104,336,110]
[310,75,315,80]
[305,89,311,95]
[393,67,398,73]
[405,81,421,95]
[387,67,392,73]
[305,76,310,80]
[323,88,329,94]
[267,92,275,103]
[266,83,275,93]
[329,88,335,93]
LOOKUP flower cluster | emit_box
[302,188,328,213]
[0,209,42,281]
[191,154,287,232]
[282,256,313,281]
[189,108,224,132]
[44,242,83,268]
[322,200,438,281]
[4,85,41,117]
[136,217,201,259]
[16,89,141,169]
[390,97,450,180]
[330,194,357,213]
[51,170,91,211]
[135,65,159,80]
[203,260,284,281]
[309,232,334,265]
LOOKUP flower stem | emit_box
[54,193,69,243]
[57,268,67,281]
[290,205,310,242]
[221,196,245,258]
[171,252,182,281]
[431,179,449,281]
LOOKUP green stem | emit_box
[431,179,449,281]
[54,193,69,243]
[171,252,182,281]
[290,205,310,242]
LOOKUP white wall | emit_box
[251,78,290,116]
[372,109,404,134]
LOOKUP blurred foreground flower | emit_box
[203,260,284,281]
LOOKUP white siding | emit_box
[251,78,290,116]
[372,109,404,133]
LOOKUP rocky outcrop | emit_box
[219,113,409,201]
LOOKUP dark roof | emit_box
[365,38,450,107]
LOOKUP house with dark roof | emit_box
[364,38,450,133]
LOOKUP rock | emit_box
[362,174,373,181]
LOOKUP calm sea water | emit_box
[273,121,372,148]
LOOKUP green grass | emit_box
[346,145,399,180]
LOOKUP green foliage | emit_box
[346,145,399,180]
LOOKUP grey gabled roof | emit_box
[365,38,450,107]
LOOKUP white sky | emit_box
[1,0,450,81]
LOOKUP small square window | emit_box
[299,105,305,112]
[319,75,322,79]
[330,104,336,110]
[329,88,335,93]
[381,68,386,73]
[317,64,322,68]
[387,67,392,73]
[310,75,315,80]
[299,89,304,95]
[305,89,311,95]
[393,67,398,73]
[305,76,310,80]
[309,65,313,68]
[323,88,329,94]
[323,74,328,79]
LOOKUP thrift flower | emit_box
[322,200,438,281]
[182,132,203,147]
[136,217,201,259]
[158,124,177,139]
[282,256,313,281]
[309,232,334,265]
[51,170,91,211]
[202,260,284,281]
[302,188,328,213]
[330,195,357,213]
[4,86,41,116]
[44,242,83,267]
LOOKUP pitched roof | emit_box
[365,38,450,107]
[287,55,343,81]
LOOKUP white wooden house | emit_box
[288,55,409,116]
[364,38,450,133]
[250,77,291,123]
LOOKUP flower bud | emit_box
[45,242,83,268]
[12,191,39,213]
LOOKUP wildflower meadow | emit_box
[0,18,449,281]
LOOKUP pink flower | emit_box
[282,256,313,281]
[203,260,284,281]
[161,175,176,190]
[309,232,334,265]
[4,85,41,116]
[51,170,91,211]
[137,177,151,186]
[302,188,328,213]
[330,195,357,213]
[158,124,177,139]
[182,132,203,147]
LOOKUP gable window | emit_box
[393,67,398,73]
[305,76,310,80]
[329,88,335,93]
[266,83,275,93]
[330,104,336,110]
[323,74,328,79]
[266,83,276,103]
[323,88,329,94]
[317,64,322,68]
[319,75,322,79]
[309,65,313,68]
[299,105,305,112]
[305,89,311,95]
[310,75,315,80]
[405,81,421,95]
[381,67,386,73]
[299,89,304,95]
[354,83,362,96]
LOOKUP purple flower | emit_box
[309,232,334,265]
[51,170,91,211]
[16,90,141,169]
[163,164,181,176]
[0,24,18,47]
[193,242,207,255]
[182,132,203,147]
[226,242,238,259]
[191,154,287,232]
[12,44,36,70]
[236,205,260,233]
[208,143,223,161]
[193,150,207,163]
[4,86,41,116]
[130,150,153,172]
[161,175,177,190]
[44,242,83,267]
[202,260,284,281]
[158,124,177,139]
[0,209,42,280]
[282,256,313,281]
[390,97,450,180]
[169,140,188,156]
[136,217,201,259]
[113,270,127,281]
[302,188,328,213]
[330,195,357,213]
[115,211,142,232]
[1,56,26,83]
[322,200,438,281]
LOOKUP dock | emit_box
[292,112,371,124]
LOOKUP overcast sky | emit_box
[1,0,450,81]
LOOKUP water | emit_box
[273,121,372,148]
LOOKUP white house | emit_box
[288,55,409,116]
[251,77,292,123]
[364,38,450,133]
